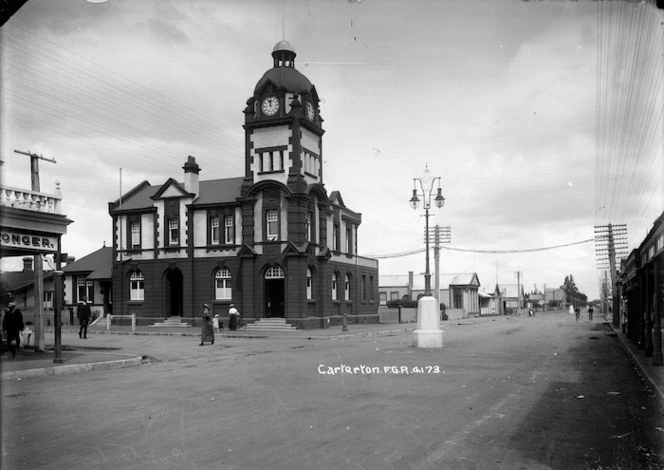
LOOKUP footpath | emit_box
[0,321,414,380]
[1,313,663,406]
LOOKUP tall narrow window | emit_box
[306,268,313,299]
[224,215,234,244]
[77,278,86,300]
[269,152,274,171]
[333,224,340,251]
[362,275,367,301]
[369,276,374,301]
[168,219,179,245]
[266,210,279,241]
[129,271,145,301]
[346,227,352,254]
[215,268,232,300]
[332,273,338,300]
[305,213,312,242]
[345,274,351,300]
[210,216,220,245]
[130,221,141,249]
[279,150,284,170]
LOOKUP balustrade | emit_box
[0,182,62,214]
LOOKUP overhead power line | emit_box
[368,238,595,259]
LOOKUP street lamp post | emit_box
[409,165,445,297]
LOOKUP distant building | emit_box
[108,41,379,329]
[379,272,481,317]
[0,257,55,316]
[62,246,113,318]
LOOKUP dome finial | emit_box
[272,40,296,68]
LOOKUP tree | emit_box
[563,274,579,305]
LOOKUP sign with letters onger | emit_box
[0,230,59,253]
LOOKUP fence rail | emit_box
[106,314,136,331]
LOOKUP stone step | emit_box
[148,317,192,328]
[245,318,297,331]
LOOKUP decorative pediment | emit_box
[283,242,314,256]
[237,244,258,258]
[317,246,331,260]
[151,178,193,200]
[328,191,346,208]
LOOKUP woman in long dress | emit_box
[200,304,214,346]
[228,304,239,331]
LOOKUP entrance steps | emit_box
[245,317,297,332]
[148,317,192,328]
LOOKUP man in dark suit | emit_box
[3,301,24,358]
[77,296,92,339]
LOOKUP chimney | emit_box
[23,257,33,272]
[183,156,200,198]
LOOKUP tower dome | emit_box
[253,41,313,94]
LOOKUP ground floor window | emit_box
[306,268,313,299]
[77,278,94,302]
[129,271,144,300]
[379,292,387,305]
[215,267,232,299]
[332,272,338,300]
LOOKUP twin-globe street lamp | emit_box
[409,165,445,297]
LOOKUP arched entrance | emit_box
[264,265,285,318]
[165,268,183,317]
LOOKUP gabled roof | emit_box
[151,178,193,200]
[110,177,246,212]
[63,246,113,277]
[1,270,40,292]
[379,275,410,287]
[195,177,245,205]
[110,181,158,211]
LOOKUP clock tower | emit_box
[242,40,324,196]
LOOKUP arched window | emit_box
[129,271,144,301]
[344,273,351,300]
[306,268,313,299]
[265,265,285,279]
[332,272,338,300]
[215,267,232,300]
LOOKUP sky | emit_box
[1,0,663,301]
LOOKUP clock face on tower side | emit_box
[306,101,315,120]
[262,96,279,116]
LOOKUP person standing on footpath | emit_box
[3,301,24,358]
[78,296,92,339]
[228,304,240,331]
[200,304,214,346]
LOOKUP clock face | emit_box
[306,102,315,120]
[262,97,279,116]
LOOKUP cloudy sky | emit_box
[1,0,662,300]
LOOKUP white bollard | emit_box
[413,296,444,348]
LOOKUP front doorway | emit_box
[264,265,285,317]
[165,269,183,317]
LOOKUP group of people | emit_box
[199,303,241,346]
[574,306,594,322]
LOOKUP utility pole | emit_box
[595,223,628,326]
[515,271,522,312]
[14,149,57,352]
[426,225,451,306]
